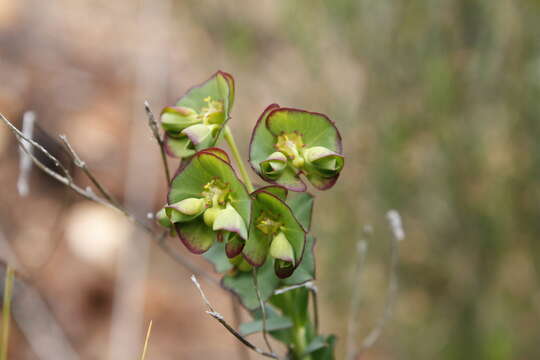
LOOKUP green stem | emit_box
[223,126,254,193]
[1,266,14,360]
[284,291,313,360]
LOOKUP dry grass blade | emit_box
[139,320,153,360]
[1,266,14,360]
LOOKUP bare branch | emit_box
[231,298,250,360]
[17,111,35,197]
[144,101,170,183]
[252,268,275,355]
[191,275,279,359]
[1,112,218,287]
[1,112,72,184]
[59,134,121,208]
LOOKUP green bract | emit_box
[166,149,250,255]
[161,71,234,159]
[249,104,344,191]
[243,187,307,278]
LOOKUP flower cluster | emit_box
[160,71,234,159]
[158,72,343,279]
[249,104,344,191]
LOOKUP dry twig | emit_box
[191,275,279,359]
[144,101,170,183]
[0,112,218,287]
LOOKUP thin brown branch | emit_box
[191,275,279,360]
[1,112,72,183]
[59,134,121,208]
[144,101,170,183]
[252,268,274,356]
[1,112,218,287]
[231,298,250,360]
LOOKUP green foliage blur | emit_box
[184,1,540,359]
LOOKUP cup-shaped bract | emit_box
[249,104,344,191]
[161,71,235,159]
[167,149,250,255]
[243,187,306,278]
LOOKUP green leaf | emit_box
[266,109,341,152]
[203,242,233,273]
[249,104,281,172]
[164,136,196,158]
[304,335,327,354]
[221,259,280,310]
[175,218,215,254]
[176,71,233,121]
[270,287,310,325]
[286,192,314,231]
[311,335,336,360]
[243,190,306,274]
[169,151,251,254]
[239,316,293,336]
[201,147,230,163]
[256,185,288,200]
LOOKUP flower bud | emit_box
[225,233,245,258]
[182,124,216,146]
[213,204,248,240]
[174,198,205,216]
[292,156,305,168]
[156,207,172,228]
[269,232,295,264]
[303,146,344,177]
[161,106,200,134]
[203,206,222,227]
[260,152,287,180]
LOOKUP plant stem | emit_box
[1,266,14,360]
[223,126,254,193]
[284,291,313,360]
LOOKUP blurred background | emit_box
[1,0,539,359]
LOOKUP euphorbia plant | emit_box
[158,71,344,359]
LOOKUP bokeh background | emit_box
[1,0,539,359]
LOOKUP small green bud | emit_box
[156,207,172,228]
[213,204,248,240]
[161,106,200,134]
[303,146,336,163]
[303,146,344,177]
[174,198,205,216]
[203,207,223,227]
[260,152,288,180]
[269,232,295,264]
[292,156,305,168]
[181,124,216,146]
